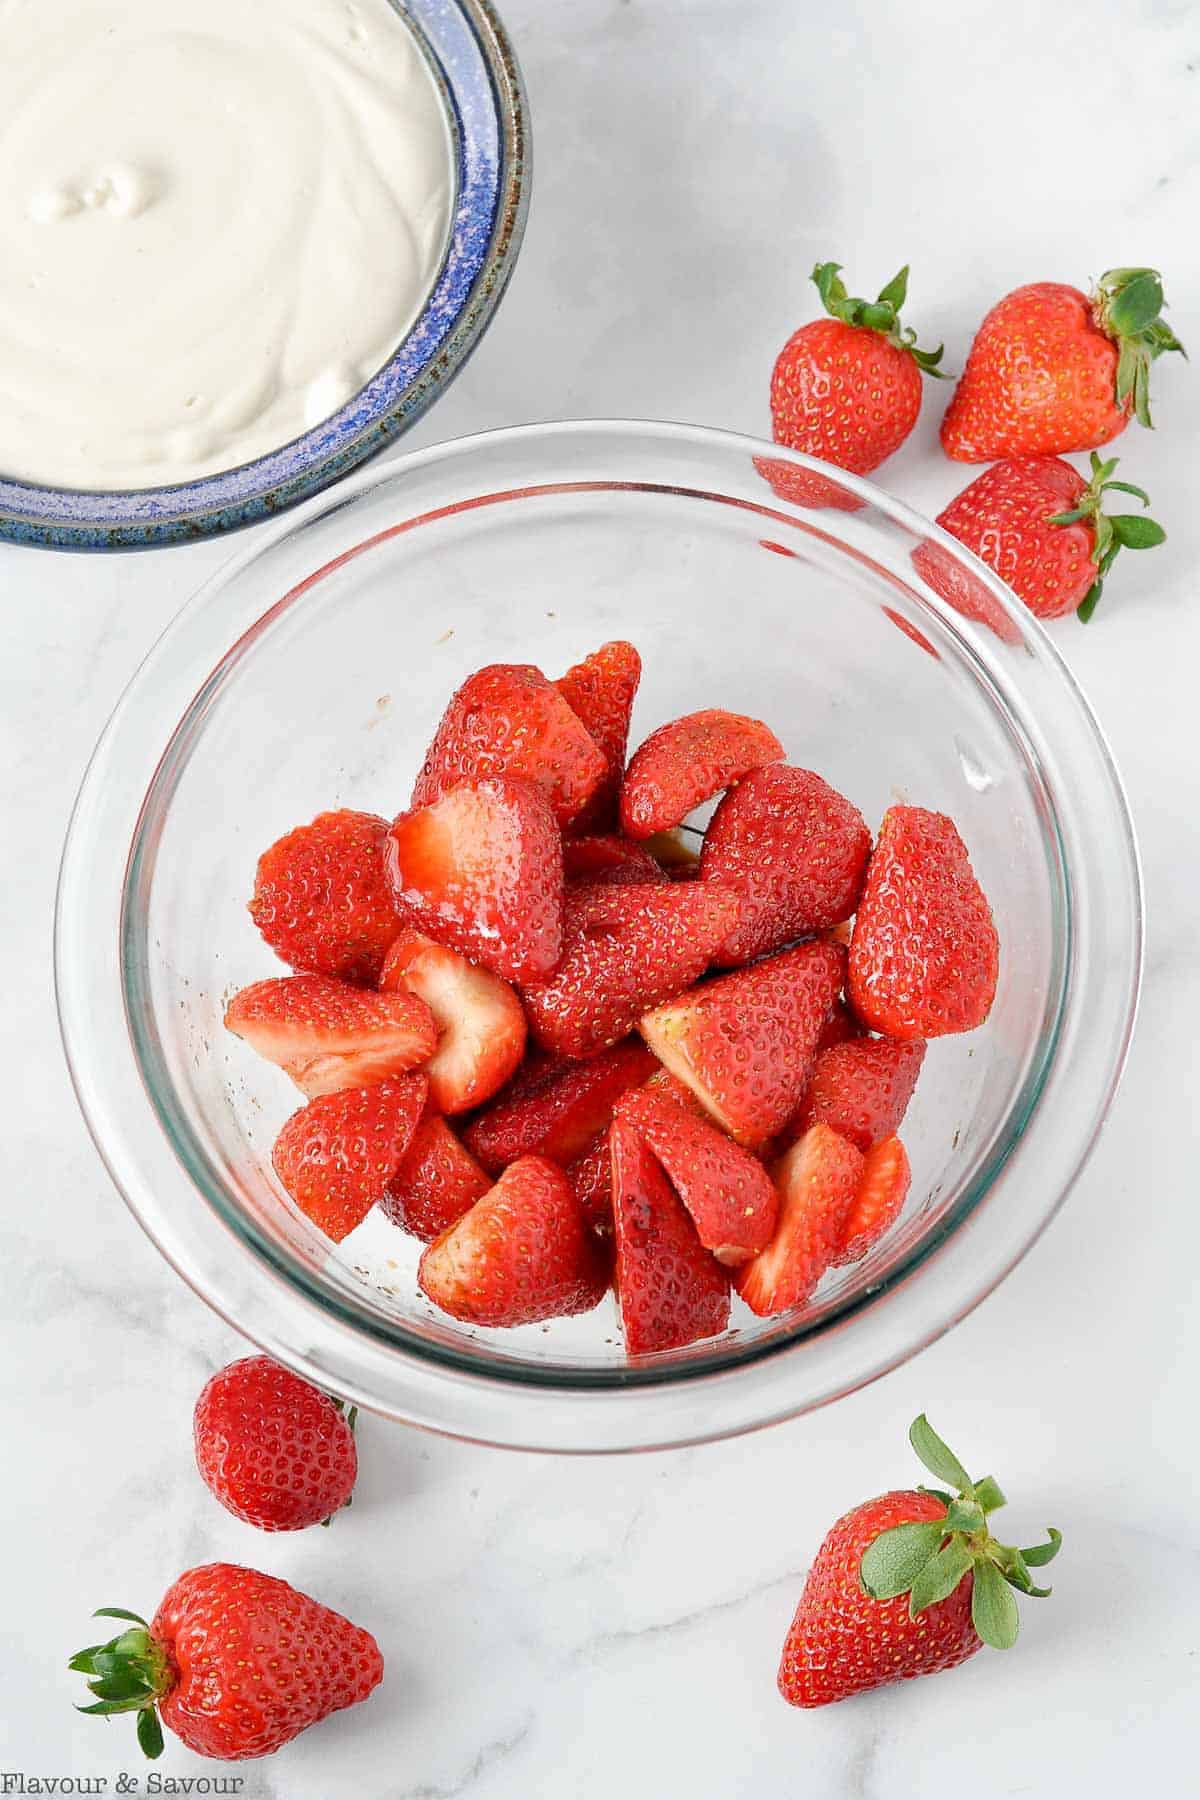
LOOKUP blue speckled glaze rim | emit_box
[0,0,529,553]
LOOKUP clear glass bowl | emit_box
[55,422,1142,1450]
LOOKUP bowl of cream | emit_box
[0,0,527,550]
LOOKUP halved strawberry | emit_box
[418,1155,607,1327]
[379,929,526,1113]
[554,641,642,831]
[790,1036,926,1152]
[521,880,738,1059]
[567,1130,615,1236]
[614,1088,778,1264]
[620,709,784,839]
[639,940,845,1147]
[224,974,437,1097]
[272,1076,427,1242]
[700,765,871,966]
[463,1037,656,1174]
[849,806,999,1038]
[610,1117,730,1353]
[832,1134,911,1266]
[381,1113,491,1242]
[562,834,664,887]
[411,663,606,828]
[385,777,563,985]
[249,809,405,985]
[734,1124,864,1315]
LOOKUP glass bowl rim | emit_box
[55,419,1144,1450]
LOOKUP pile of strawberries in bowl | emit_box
[224,642,998,1357]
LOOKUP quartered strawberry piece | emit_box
[849,806,998,1038]
[224,974,437,1098]
[521,879,738,1059]
[832,1134,911,1267]
[620,708,784,840]
[734,1124,864,1316]
[790,1036,926,1152]
[380,1113,491,1243]
[554,640,642,832]
[610,1116,730,1354]
[249,809,405,985]
[815,997,861,1054]
[411,663,607,828]
[385,777,564,986]
[614,1087,778,1264]
[639,939,846,1147]
[562,833,664,887]
[379,928,526,1114]
[567,1130,615,1236]
[463,1037,656,1174]
[701,765,871,966]
[418,1155,608,1327]
[272,1076,427,1243]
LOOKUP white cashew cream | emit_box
[0,0,455,489]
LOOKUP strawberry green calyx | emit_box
[811,262,948,376]
[859,1415,1061,1651]
[1092,266,1186,429]
[1048,450,1166,622]
[69,1607,172,1759]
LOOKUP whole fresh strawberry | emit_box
[70,1564,383,1759]
[942,267,1184,461]
[779,1415,1061,1708]
[771,262,946,477]
[193,1356,358,1532]
[923,452,1165,623]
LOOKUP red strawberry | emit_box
[385,777,563,985]
[779,1414,1061,1707]
[193,1356,357,1532]
[734,1124,862,1315]
[249,809,405,985]
[418,1155,607,1327]
[639,939,845,1146]
[610,1116,730,1353]
[521,880,738,1059]
[910,532,1024,645]
[791,1036,926,1152]
[463,1037,655,1172]
[567,1130,615,1236]
[272,1076,426,1242]
[562,833,664,886]
[833,1134,911,1265]
[381,1112,491,1241]
[754,451,864,514]
[701,765,871,966]
[614,1087,778,1264]
[554,640,642,831]
[941,268,1184,461]
[815,997,861,1055]
[922,453,1165,624]
[771,262,946,476]
[411,663,606,828]
[849,807,998,1038]
[71,1564,383,1760]
[379,928,526,1113]
[620,709,784,840]
[224,973,437,1098]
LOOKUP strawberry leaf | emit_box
[972,1475,1007,1513]
[877,266,910,311]
[1111,514,1166,549]
[970,1558,1021,1650]
[1020,1527,1063,1568]
[908,1414,972,1491]
[908,1536,975,1616]
[860,1519,945,1599]
[137,1709,165,1761]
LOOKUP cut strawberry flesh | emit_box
[272,1075,427,1243]
[381,1113,491,1243]
[412,663,607,829]
[789,1036,926,1152]
[614,1088,778,1264]
[554,641,642,832]
[521,879,739,1059]
[418,1155,608,1327]
[734,1124,864,1316]
[379,928,526,1114]
[224,974,437,1097]
[610,1117,730,1353]
[832,1134,910,1266]
[567,1130,615,1237]
[463,1037,656,1174]
[620,708,785,839]
[386,776,563,986]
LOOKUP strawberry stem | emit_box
[858,1414,1061,1651]
[1092,266,1186,429]
[810,261,949,377]
[1047,451,1166,621]
[70,1609,174,1759]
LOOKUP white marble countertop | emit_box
[4,0,1198,1792]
